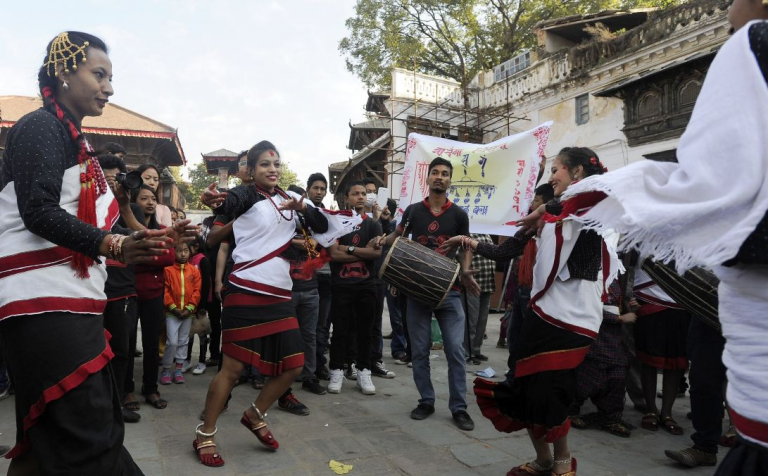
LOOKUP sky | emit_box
[0,0,370,187]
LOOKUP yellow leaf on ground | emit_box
[329,459,353,474]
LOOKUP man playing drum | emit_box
[374,158,480,431]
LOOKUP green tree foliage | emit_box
[277,163,301,191]
[178,161,213,210]
[340,0,685,89]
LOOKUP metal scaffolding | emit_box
[380,70,530,198]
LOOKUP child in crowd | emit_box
[185,236,212,375]
[161,242,202,385]
[569,278,636,438]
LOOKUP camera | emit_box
[115,170,143,191]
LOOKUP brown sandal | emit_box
[660,416,684,435]
[641,412,659,431]
[602,421,632,438]
[507,460,552,475]
[123,394,140,412]
[570,415,587,429]
[144,392,167,409]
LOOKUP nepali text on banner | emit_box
[398,122,552,237]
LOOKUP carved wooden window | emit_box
[575,94,590,125]
[679,80,702,107]
[638,92,661,119]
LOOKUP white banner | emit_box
[398,122,552,236]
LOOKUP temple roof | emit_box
[202,148,239,158]
[0,95,186,165]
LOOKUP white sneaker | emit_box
[192,363,207,375]
[328,369,344,394]
[181,360,194,373]
[357,369,376,395]
[345,363,357,380]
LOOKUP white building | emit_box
[366,0,730,200]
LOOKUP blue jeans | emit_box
[386,284,407,356]
[292,288,320,380]
[406,290,467,413]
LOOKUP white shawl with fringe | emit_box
[563,21,768,272]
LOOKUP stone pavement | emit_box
[0,310,725,476]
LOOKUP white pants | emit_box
[162,314,192,368]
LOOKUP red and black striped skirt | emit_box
[221,292,304,377]
[474,308,592,443]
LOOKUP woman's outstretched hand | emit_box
[121,229,174,265]
[166,219,199,245]
[200,183,227,209]
[438,236,464,254]
[279,193,307,213]
[520,204,546,236]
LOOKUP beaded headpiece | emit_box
[44,32,89,77]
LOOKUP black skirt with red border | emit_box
[474,309,592,443]
[715,437,768,476]
[0,312,142,475]
[634,307,690,370]
[221,292,304,377]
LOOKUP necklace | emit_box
[254,185,294,223]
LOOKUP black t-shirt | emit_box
[397,199,470,260]
[331,215,383,289]
[104,204,145,300]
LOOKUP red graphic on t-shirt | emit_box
[290,261,310,280]
[428,221,439,233]
[415,235,452,255]
[352,234,360,246]
[339,261,370,279]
